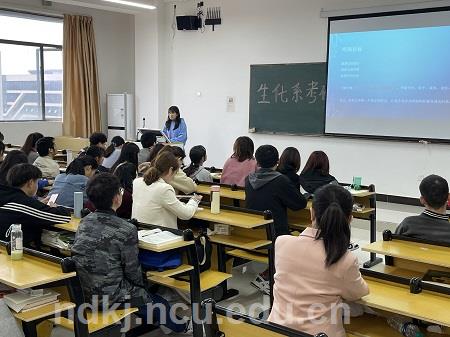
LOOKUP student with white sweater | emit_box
[132,151,202,229]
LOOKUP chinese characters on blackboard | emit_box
[256,81,326,104]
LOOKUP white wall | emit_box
[0,0,135,143]
[149,0,450,197]
[1,122,62,145]
[135,11,160,130]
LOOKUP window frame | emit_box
[0,10,63,122]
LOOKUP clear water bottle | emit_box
[387,317,424,337]
[9,224,23,260]
[210,185,221,214]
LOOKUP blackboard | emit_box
[249,63,327,135]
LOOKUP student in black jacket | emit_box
[395,174,450,243]
[246,145,307,238]
[299,151,338,194]
[0,164,71,246]
[245,145,307,295]
[277,147,301,190]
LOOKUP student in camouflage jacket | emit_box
[71,173,190,333]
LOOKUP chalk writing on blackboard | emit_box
[256,81,326,105]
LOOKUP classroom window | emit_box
[0,10,63,122]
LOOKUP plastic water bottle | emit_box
[9,224,23,260]
[210,185,220,214]
[387,318,424,337]
[74,191,83,218]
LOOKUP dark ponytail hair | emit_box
[184,145,206,177]
[165,106,181,130]
[313,184,353,267]
[105,136,125,158]
[143,151,180,186]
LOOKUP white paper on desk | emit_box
[138,229,183,247]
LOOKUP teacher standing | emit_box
[162,106,187,145]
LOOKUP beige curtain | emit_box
[63,15,101,137]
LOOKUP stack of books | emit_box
[3,289,59,313]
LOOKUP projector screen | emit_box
[325,9,450,141]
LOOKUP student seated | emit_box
[278,147,301,190]
[85,145,108,173]
[246,145,307,237]
[0,140,5,164]
[299,151,338,194]
[85,162,136,219]
[89,132,107,149]
[221,136,257,187]
[140,145,197,194]
[0,150,28,185]
[246,145,307,294]
[71,173,191,334]
[21,132,44,164]
[102,136,125,169]
[184,145,213,183]
[0,164,71,246]
[396,174,450,243]
[110,142,140,172]
[48,156,97,208]
[268,184,369,337]
[33,137,60,179]
[113,162,136,219]
[138,132,157,165]
[132,151,201,229]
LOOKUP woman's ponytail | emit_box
[143,167,161,185]
[313,185,353,267]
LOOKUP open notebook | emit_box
[138,229,183,249]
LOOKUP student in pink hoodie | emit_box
[269,184,369,337]
[220,136,257,187]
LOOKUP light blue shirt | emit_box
[162,118,187,144]
[48,174,88,208]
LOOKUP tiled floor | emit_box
[50,201,423,337]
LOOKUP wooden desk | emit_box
[196,184,245,201]
[360,277,450,326]
[0,247,76,289]
[55,217,196,252]
[194,207,272,229]
[54,217,80,233]
[362,240,450,270]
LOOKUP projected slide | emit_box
[325,12,450,140]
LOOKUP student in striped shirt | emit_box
[0,163,71,247]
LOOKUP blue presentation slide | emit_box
[326,24,450,139]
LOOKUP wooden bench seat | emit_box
[210,234,271,250]
[146,264,194,278]
[148,270,232,292]
[227,249,268,264]
[14,301,75,323]
[50,307,138,333]
[346,314,450,337]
